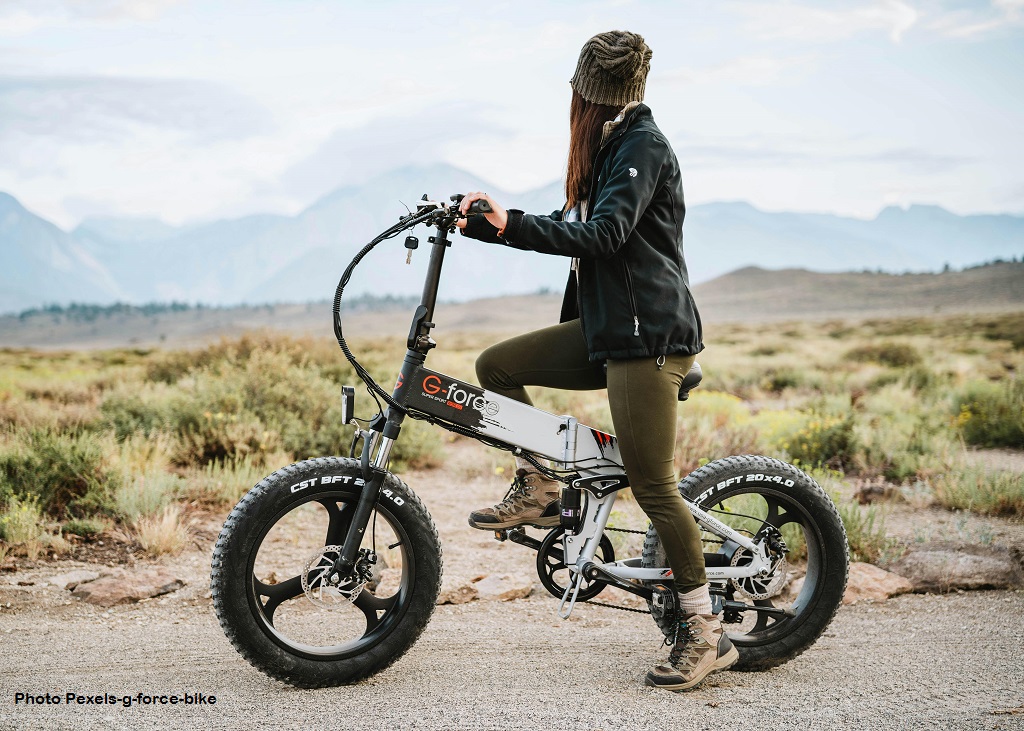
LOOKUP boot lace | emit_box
[492,472,532,512]
[666,618,703,670]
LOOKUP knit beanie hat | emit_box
[570,30,652,107]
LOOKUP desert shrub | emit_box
[953,377,1024,448]
[0,393,101,432]
[835,497,895,563]
[675,392,760,473]
[0,429,119,516]
[901,364,945,393]
[173,409,282,466]
[113,472,183,522]
[101,387,172,439]
[134,504,191,556]
[933,465,1024,517]
[0,494,71,559]
[853,385,957,480]
[781,413,858,471]
[185,454,273,506]
[386,418,446,471]
[63,517,107,537]
[972,312,1024,350]
[844,342,921,368]
[760,367,805,393]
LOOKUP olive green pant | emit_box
[475,319,707,593]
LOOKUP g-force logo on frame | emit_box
[421,375,500,416]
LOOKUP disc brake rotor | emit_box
[301,545,365,610]
[729,545,788,601]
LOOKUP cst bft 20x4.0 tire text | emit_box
[211,457,442,688]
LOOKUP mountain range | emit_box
[2,163,1022,315]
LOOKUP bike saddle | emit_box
[678,362,702,401]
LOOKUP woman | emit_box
[456,30,736,691]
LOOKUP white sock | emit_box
[678,584,713,617]
[513,455,534,473]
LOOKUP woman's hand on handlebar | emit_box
[457,191,508,233]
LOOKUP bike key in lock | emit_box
[404,235,418,265]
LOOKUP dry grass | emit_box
[0,495,71,560]
[933,466,1024,517]
[1,311,1022,543]
[134,504,191,557]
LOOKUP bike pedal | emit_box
[651,583,677,624]
[493,530,509,542]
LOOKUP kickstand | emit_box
[557,572,584,619]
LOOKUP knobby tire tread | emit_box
[210,457,442,688]
[642,454,849,672]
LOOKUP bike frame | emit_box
[340,202,774,616]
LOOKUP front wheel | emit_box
[642,455,849,671]
[210,457,442,687]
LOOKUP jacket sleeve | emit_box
[500,132,666,259]
[459,207,564,246]
[460,213,502,243]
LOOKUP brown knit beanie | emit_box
[570,30,652,106]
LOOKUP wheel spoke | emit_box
[320,499,353,546]
[254,574,304,625]
[763,496,796,529]
[353,590,399,632]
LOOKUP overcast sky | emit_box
[1,0,1021,228]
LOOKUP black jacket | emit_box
[463,103,702,362]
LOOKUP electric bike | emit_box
[210,196,850,687]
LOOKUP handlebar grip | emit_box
[467,199,492,215]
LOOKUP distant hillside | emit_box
[693,261,1024,322]
[1,262,1020,350]
[1,164,1022,314]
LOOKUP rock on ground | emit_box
[71,567,186,607]
[46,569,101,590]
[841,562,913,605]
[437,584,478,605]
[888,543,1023,592]
[471,574,533,601]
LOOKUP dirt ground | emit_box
[2,439,1023,730]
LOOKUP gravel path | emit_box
[3,440,1023,730]
[1,588,1022,731]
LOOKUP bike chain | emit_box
[577,525,651,614]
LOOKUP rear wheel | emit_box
[211,457,442,687]
[642,455,848,671]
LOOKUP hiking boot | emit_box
[468,468,561,530]
[645,613,739,691]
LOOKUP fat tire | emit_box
[210,457,442,687]
[642,454,848,671]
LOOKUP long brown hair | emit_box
[565,89,621,212]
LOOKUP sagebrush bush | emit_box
[933,465,1024,517]
[0,429,119,516]
[953,376,1024,448]
[844,342,921,368]
[776,413,858,471]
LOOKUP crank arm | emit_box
[722,600,794,618]
[578,561,653,601]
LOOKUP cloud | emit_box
[733,0,919,43]
[0,0,179,33]
[280,101,513,202]
[678,137,972,174]
[925,0,1024,38]
[656,55,816,86]
[0,76,274,148]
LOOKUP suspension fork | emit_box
[331,221,452,580]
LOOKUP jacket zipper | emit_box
[621,260,647,347]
